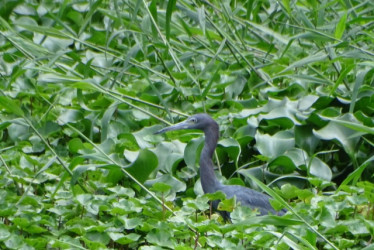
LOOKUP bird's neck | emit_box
[200,123,221,194]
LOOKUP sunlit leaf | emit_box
[146,228,175,248]
[108,232,140,245]
[0,224,11,241]
[217,196,236,212]
[152,140,185,173]
[58,109,83,125]
[69,138,85,154]
[146,174,186,201]
[308,157,332,181]
[314,114,364,156]
[0,96,24,116]
[255,131,295,158]
[151,182,172,193]
[334,12,347,40]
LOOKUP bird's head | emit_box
[155,113,217,134]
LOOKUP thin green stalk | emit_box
[23,118,89,193]
[247,175,339,250]
[64,121,201,246]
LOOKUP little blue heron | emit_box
[155,113,286,220]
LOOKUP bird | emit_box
[155,113,286,220]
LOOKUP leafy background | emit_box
[0,0,374,249]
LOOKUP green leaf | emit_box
[280,51,327,73]
[295,125,320,154]
[230,214,303,227]
[197,6,206,35]
[165,0,176,40]
[0,224,11,241]
[38,121,60,137]
[107,186,135,197]
[217,196,236,212]
[255,131,295,158]
[218,138,241,167]
[58,109,83,125]
[308,157,332,181]
[126,149,158,184]
[152,140,184,173]
[149,0,158,38]
[151,182,172,193]
[146,174,186,200]
[268,155,297,174]
[24,224,48,234]
[282,0,291,14]
[0,96,24,116]
[338,155,374,189]
[68,138,85,153]
[279,183,300,200]
[84,232,110,246]
[4,234,24,249]
[357,181,374,202]
[341,219,370,235]
[146,228,175,248]
[334,12,347,40]
[314,114,364,156]
[108,232,140,245]
[350,69,373,113]
[7,121,30,141]
[75,194,93,205]
[71,164,96,187]
[72,81,101,91]
[184,195,210,211]
[118,216,143,230]
[204,191,226,201]
[184,137,203,168]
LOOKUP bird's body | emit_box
[156,113,285,219]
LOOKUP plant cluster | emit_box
[0,0,373,249]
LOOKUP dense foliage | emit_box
[0,0,374,249]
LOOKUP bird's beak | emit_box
[154,120,191,134]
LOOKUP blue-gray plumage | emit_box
[155,113,286,220]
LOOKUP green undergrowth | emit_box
[0,0,374,249]
[0,181,373,249]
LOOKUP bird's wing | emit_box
[220,185,277,215]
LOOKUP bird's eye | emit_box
[190,117,197,123]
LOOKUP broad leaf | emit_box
[125,149,158,184]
